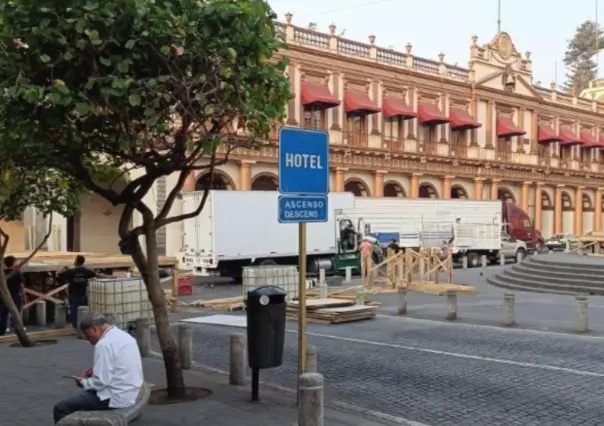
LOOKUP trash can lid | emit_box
[247,285,287,297]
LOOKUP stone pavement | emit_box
[0,337,393,426]
[160,313,604,426]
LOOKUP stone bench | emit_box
[57,382,151,426]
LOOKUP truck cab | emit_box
[334,217,384,272]
[501,201,544,253]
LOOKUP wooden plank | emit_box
[0,327,74,344]
[315,305,378,313]
[288,298,354,309]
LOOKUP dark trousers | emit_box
[0,294,22,335]
[53,389,111,423]
[69,294,87,329]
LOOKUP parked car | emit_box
[491,233,528,264]
[545,234,577,252]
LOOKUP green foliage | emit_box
[563,20,603,93]
[0,0,290,199]
[0,164,81,221]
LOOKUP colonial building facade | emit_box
[13,15,604,257]
[178,14,604,240]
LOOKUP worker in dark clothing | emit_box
[387,239,401,254]
[58,255,112,329]
[0,255,26,335]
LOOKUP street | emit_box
[164,259,604,425]
[167,314,604,426]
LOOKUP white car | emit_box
[494,234,528,264]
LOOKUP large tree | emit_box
[0,164,80,347]
[564,20,603,93]
[0,0,290,396]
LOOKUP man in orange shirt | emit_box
[359,238,374,281]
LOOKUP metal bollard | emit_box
[229,333,246,385]
[445,291,457,321]
[35,300,47,327]
[135,317,151,357]
[481,255,487,268]
[319,269,326,286]
[178,324,193,369]
[344,267,352,284]
[54,302,66,329]
[76,305,90,339]
[298,373,324,426]
[502,293,515,326]
[305,345,318,373]
[462,256,468,269]
[397,288,407,315]
[576,295,589,333]
[104,312,117,327]
[499,253,506,266]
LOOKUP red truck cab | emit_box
[501,200,544,253]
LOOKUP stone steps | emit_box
[485,276,578,295]
[506,267,604,288]
[487,255,604,295]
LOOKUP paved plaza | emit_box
[0,337,394,426]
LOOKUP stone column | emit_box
[286,64,299,125]
[534,182,543,232]
[410,173,422,199]
[518,107,525,153]
[474,178,484,200]
[442,175,453,200]
[330,72,342,131]
[595,188,603,231]
[520,181,531,213]
[490,179,500,200]
[239,160,254,191]
[334,168,346,192]
[470,95,479,146]
[531,110,539,154]
[554,184,563,235]
[574,186,584,236]
[485,100,494,148]
[373,171,386,197]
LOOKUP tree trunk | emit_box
[0,240,33,347]
[129,223,186,398]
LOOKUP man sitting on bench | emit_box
[53,313,143,424]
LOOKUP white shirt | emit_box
[82,326,143,408]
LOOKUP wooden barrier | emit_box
[361,247,473,295]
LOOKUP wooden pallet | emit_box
[406,282,476,295]
[188,296,245,311]
[287,298,377,324]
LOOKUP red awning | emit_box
[537,125,562,144]
[344,91,381,115]
[418,103,449,125]
[559,126,584,146]
[300,82,340,108]
[599,134,604,150]
[580,130,600,148]
[496,117,526,137]
[449,108,481,130]
[382,98,417,119]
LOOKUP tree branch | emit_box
[154,145,218,229]
[10,214,54,277]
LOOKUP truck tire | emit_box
[467,252,480,268]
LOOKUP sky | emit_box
[268,0,602,87]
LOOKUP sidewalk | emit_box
[0,337,391,426]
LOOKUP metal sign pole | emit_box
[297,221,307,401]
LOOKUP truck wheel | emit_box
[515,249,526,263]
[258,259,278,266]
[467,252,480,268]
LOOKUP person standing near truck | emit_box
[58,255,112,329]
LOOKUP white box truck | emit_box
[336,198,503,267]
[181,191,358,277]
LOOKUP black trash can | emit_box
[246,285,287,369]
